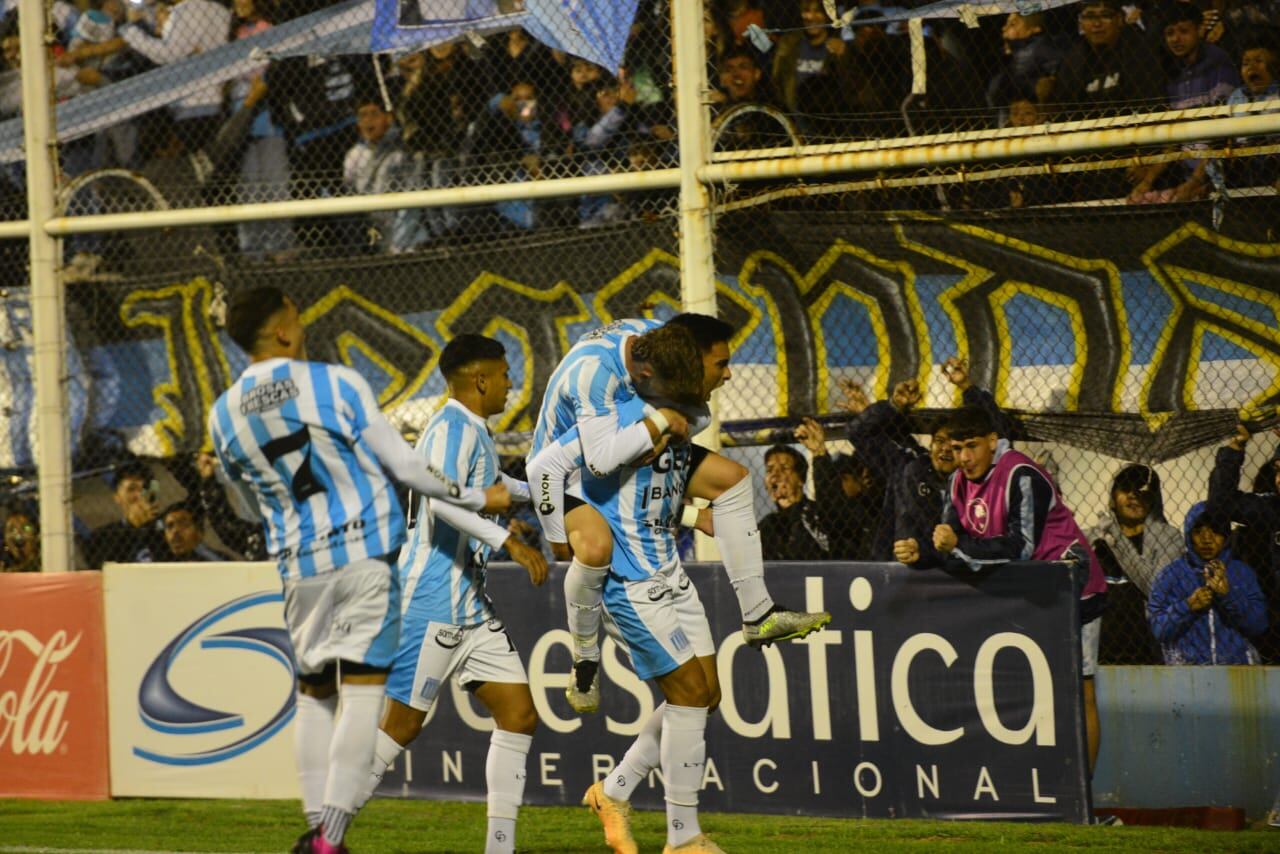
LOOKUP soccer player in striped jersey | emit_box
[531,314,830,714]
[208,288,510,854]
[529,398,726,854]
[355,335,549,854]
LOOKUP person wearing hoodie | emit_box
[1208,424,1280,578]
[1147,502,1267,665]
[1207,423,1280,661]
[1087,464,1183,664]
[909,404,1108,772]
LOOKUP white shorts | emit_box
[1081,616,1100,678]
[282,557,400,677]
[601,561,715,680]
[386,616,527,712]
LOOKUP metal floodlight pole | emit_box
[672,0,721,561]
[19,0,73,571]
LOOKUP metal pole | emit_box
[46,167,683,235]
[701,112,1280,184]
[19,0,73,571]
[671,0,721,560]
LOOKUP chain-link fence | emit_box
[1,1,1278,667]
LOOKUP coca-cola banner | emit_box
[0,572,109,799]
[103,563,301,798]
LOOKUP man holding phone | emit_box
[84,458,167,568]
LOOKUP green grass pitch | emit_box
[0,799,1276,853]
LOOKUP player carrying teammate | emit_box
[352,335,549,854]
[528,395,728,854]
[529,314,830,713]
[208,288,509,854]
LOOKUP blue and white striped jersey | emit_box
[528,318,660,464]
[209,358,410,581]
[399,400,508,626]
[549,397,691,581]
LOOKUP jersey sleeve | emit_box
[501,472,532,504]
[526,429,586,545]
[573,358,655,477]
[417,414,509,549]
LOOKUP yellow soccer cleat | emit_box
[663,833,727,853]
[742,606,832,648]
[582,780,637,854]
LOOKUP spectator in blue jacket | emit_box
[1148,501,1267,665]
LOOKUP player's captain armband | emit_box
[680,504,700,529]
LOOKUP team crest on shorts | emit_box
[419,676,442,702]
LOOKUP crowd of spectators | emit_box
[757,357,1277,667]
[0,0,1276,260]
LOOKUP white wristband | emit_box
[648,408,670,435]
[680,504,701,529]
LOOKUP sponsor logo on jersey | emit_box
[238,378,299,415]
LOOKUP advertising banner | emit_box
[103,562,300,798]
[0,572,109,800]
[381,561,1090,821]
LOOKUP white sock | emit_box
[605,702,664,802]
[354,729,404,812]
[294,691,337,829]
[661,704,707,848]
[485,729,533,854]
[321,682,385,843]
[713,474,774,622]
[565,557,609,660]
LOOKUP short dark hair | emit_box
[1163,3,1202,27]
[719,46,760,68]
[226,286,289,354]
[1079,0,1122,13]
[667,313,734,352]
[113,459,154,489]
[162,500,204,527]
[632,323,704,407]
[439,334,506,380]
[765,444,808,482]
[942,406,998,441]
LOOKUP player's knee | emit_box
[497,704,539,736]
[383,716,422,746]
[568,529,613,566]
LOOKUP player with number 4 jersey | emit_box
[208,288,510,854]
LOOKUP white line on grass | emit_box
[0,848,268,854]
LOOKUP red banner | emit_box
[0,573,109,799]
